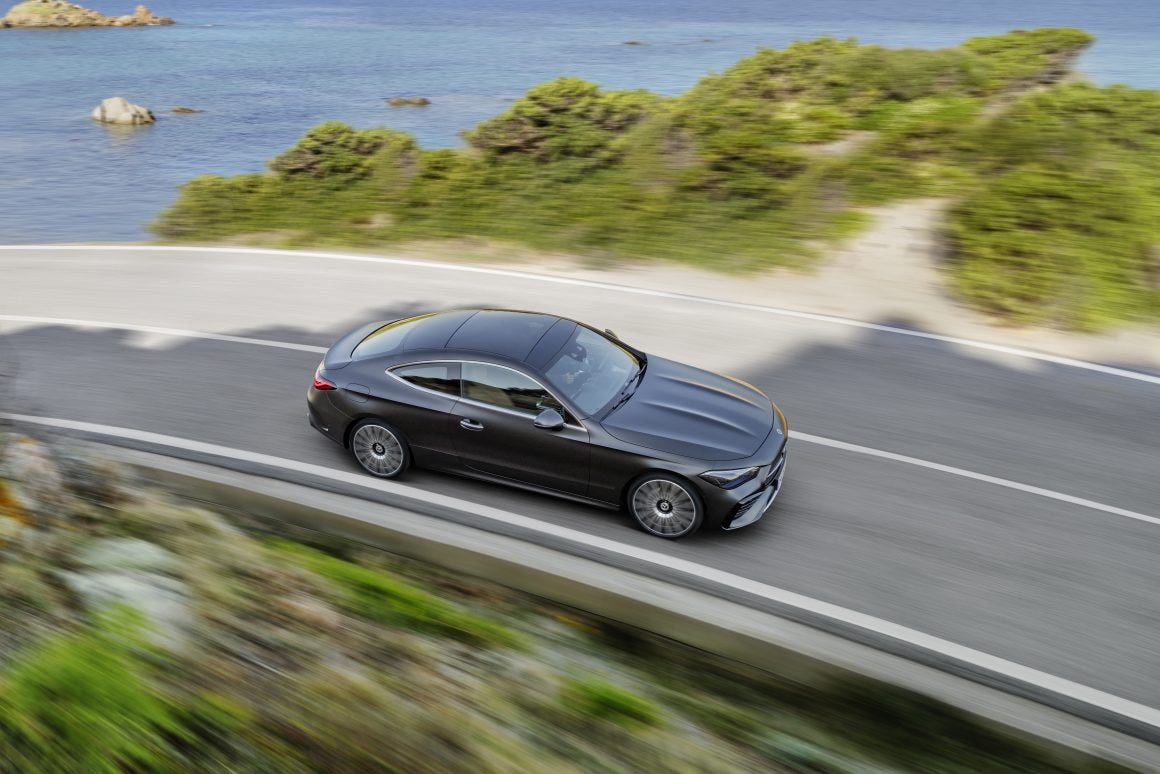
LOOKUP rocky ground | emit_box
[0,430,1135,771]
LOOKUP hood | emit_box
[601,357,774,461]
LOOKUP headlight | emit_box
[698,466,760,489]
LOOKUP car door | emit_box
[450,361,590,496]
[376,361,462,466]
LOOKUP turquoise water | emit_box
[3,0,1158,243]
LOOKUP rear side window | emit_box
[391,363,458,396]
[461,363,564,416]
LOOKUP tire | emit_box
[349,419,411,479]
[626,473,704,538]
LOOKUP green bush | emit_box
[948,163,1157,328]
[947,83,1160,328]
[464,77,659,165]
[268,121,415,179]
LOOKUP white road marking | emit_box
[3,244,1158,386]
[3,315,1155,527]
[792,432,1160,528]
[2,412,1158,732]
[0,315,326,354]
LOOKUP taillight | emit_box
[313,363,336,391]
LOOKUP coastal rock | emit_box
[91,96,155,125]
[0,0,174,28]
[171,106,204,114]
[386,96,431,106]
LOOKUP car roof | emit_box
[355,309,579,366]
[447,310,579,364]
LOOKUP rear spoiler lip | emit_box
[322,320,394,369]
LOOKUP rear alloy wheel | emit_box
[628,475,703,538]
[350,420,410,479]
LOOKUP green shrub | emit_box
[962,27,1094,91]
[560,678,662,729]
[947,83,1160,328]
[268,121,415,179]
[947,162,1157,328]
[267,540,524,648]
[465,77,659,165]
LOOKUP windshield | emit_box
[542,326,640,416]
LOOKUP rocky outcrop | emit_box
[1,0,174,28]
[91,96,155,125]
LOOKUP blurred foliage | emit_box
[0,435,1137,772]
[559,677,663,729]
[0,609,185,773]
[947,84,1160,328]
[266,538,525,648]
[148,27,1160,329]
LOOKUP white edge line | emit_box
[0,315,326,354]
[3,314,1155,528]
[2,412,1158,731]
[3,244,1158,386]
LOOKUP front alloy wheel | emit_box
[350,421,409,478]
[629,475,703,538]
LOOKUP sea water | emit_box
[2,0,1157,243]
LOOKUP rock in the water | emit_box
[91,96,155,125]
[386,96,431,107]
[171,106,204,114]
[0,0,174,28]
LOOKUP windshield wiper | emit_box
[609,363,646,412]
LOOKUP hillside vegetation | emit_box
[154,28,1160,329]
[0,433,1132,771]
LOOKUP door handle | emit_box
[459,418,484,431]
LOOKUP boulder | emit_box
[91,96,155,125]
[0,0,174,28]
[386,96,431,107]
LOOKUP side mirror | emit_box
[604,328,619,340]
[533,408,565,431]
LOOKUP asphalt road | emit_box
[2,246,1158,713]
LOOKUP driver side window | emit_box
[460,363,565,417]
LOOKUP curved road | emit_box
[2,246,1158,723]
